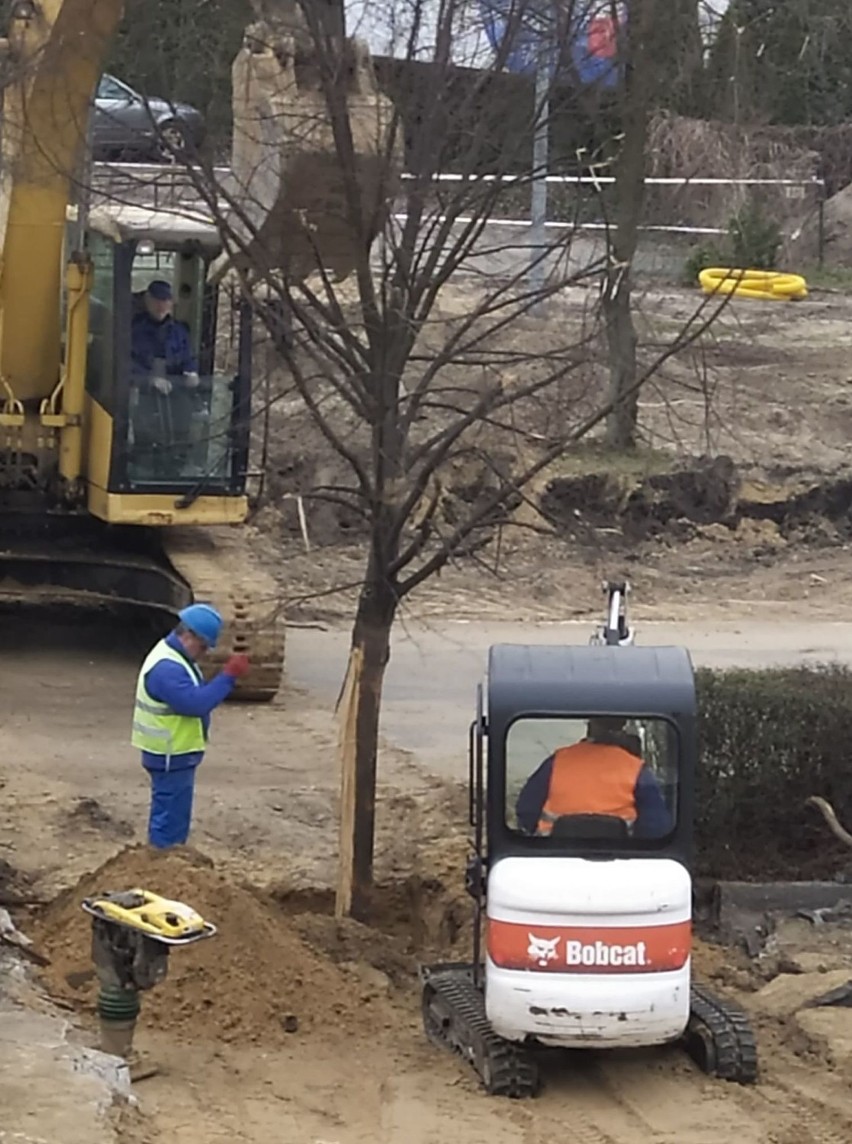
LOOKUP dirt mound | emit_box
[63,797,134,841]
[807,181,852,266]
[33,846,393,1044]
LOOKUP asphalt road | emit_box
[288,619,852,777]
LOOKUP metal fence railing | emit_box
[88,164,827,266]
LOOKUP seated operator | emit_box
[130,280,200,475]
[515,716,672,839]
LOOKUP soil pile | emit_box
[33,845,394,1044]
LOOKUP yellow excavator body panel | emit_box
[87,491,249,528]
[0,0,124,402]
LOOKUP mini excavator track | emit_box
[685,982,758,1084]
[421,965,540,1098]
[162,527,284,703]
[420,967,758,1097]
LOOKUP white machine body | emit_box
[485,855,692,1047]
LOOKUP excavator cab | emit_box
[421,626,758,1097]
[80,204,251,527]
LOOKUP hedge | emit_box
[695,665,852,880]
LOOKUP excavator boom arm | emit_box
[0,0,124,404]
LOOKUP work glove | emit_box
[223,653,250,679]
[152,375,172,395]
[183,371,200,389]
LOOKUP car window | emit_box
[98,76,132,102]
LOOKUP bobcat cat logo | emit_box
[527,933,560,967]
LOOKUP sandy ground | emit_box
[8,286,852,1140]
[5,604,852,1143]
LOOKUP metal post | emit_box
[530,55,550,297]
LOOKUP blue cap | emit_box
[178,603,223,648]
[147,279,173,301]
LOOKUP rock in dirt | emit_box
[65,797,134,840]
[0,906,49,965]
[0,1004,130,1144]
[785,949,852,975]
[752,969,852,1018]
[753,968,852,1066]
[795,1008,852,1066]
[33,845,395,1045]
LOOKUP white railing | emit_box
[89,164,828,260]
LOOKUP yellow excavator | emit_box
[0,0,397,699]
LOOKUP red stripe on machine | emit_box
[488,918,691,974]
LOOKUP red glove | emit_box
[223,653,250,679]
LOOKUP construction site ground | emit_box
[7,284,852,1141]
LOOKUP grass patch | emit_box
[544,442,676,480]
[800,265,852,293]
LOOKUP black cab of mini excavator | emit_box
[464,643,698,925]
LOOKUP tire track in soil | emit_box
[752,1063,852,1144]
[508,1046,850,1144]
[587,1052,757,1143]
[502,1050,745,1144]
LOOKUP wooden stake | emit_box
[335,645,363,919]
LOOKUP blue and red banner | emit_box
[478,0,625,86]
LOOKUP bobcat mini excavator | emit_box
[0,0,397,697]
[421,583,758,1097]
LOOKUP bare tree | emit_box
[157,0,729,919]
[601,0,665,450]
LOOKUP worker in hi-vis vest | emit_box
[131,603,249,848]
[515,716,672,839]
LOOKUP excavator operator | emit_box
[515,716,672,839]
[130,280,200,476]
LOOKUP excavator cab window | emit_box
[84,229,251,497]
[85,232,117,412]
[505,714,679,843]
[483,644,697,864]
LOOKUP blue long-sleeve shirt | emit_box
[515,751,672,839]
[131,313,198,386]
[141,632,235,773]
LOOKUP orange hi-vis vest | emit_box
[537,742,643,836]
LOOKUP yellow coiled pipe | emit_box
[699,267,808,302]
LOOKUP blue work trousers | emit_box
[145,765,197,848]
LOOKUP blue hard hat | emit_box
[178,603,223,648]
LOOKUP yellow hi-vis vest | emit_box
[131,639,206,762]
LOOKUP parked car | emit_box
[92,74,205,161]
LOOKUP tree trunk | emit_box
[603,0,660,451]
[603,270,639,450]
[335,570,397,922]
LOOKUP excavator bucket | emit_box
[226,2,402,283]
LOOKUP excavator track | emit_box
[421,966,758,1098]
[685,982,759,1084]
[420,964,540,1098]
[162,526,284,703]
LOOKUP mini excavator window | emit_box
[482,645,697,866]
[505,715,679,844]
[84,229,251,498]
